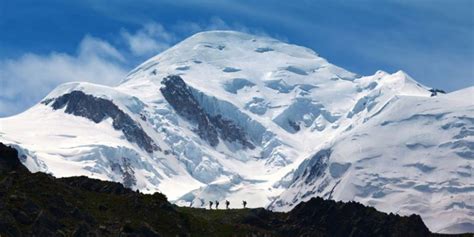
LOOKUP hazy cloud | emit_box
[172,17,279,41]
[0,36,127,116]
[121,23,176,57]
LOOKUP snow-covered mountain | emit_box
[0,31,472,233]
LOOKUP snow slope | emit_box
[0,31,472,233]
[270,87,474,233]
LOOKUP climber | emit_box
[209,201,213,210]
[225,200,230,209]
[242,200,247,208]
[215,200,219,209]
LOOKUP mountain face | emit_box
[0,31,472,234]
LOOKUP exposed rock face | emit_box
[160,75,254,149]
[429,88,447,97]
[0,143,26,173]
[270,149,333,209]
[209,114,255,149]
[110,157,137,189]
[160,75,219,146]
[294,149,331,185]
[120,158,136,189]
[43,91,158,153]
[288,120,301,132]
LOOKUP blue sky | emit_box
[0,0,473,117]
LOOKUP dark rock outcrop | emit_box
[43,91,158,153]
[290,149,331,185]
[160,75,219,146]
[288,120,301,132]
[0,144,26,173]
[429,88,447,97]
[281,197,431,237]
[160,75,254,149]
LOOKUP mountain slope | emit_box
[270,87,474,233]
[0,31,472,233]
[0,143,434,236]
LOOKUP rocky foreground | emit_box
[0,143,465,236]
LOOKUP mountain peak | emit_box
[2,30,472,234]
[123,30,324,83]
[185,30,259,41]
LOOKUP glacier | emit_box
[0,30,472,234]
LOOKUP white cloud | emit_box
[0,36,127,117]
[172,17,275,40]
[121,23,176,57]
[79,35,126,62]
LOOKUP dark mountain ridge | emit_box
[0,143,466,236]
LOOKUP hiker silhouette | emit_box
[215,200,219,209]
[209,201,213,209]
[242,200,247,208]
[225,200,230,209]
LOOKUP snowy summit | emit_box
[0,31,473,233]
